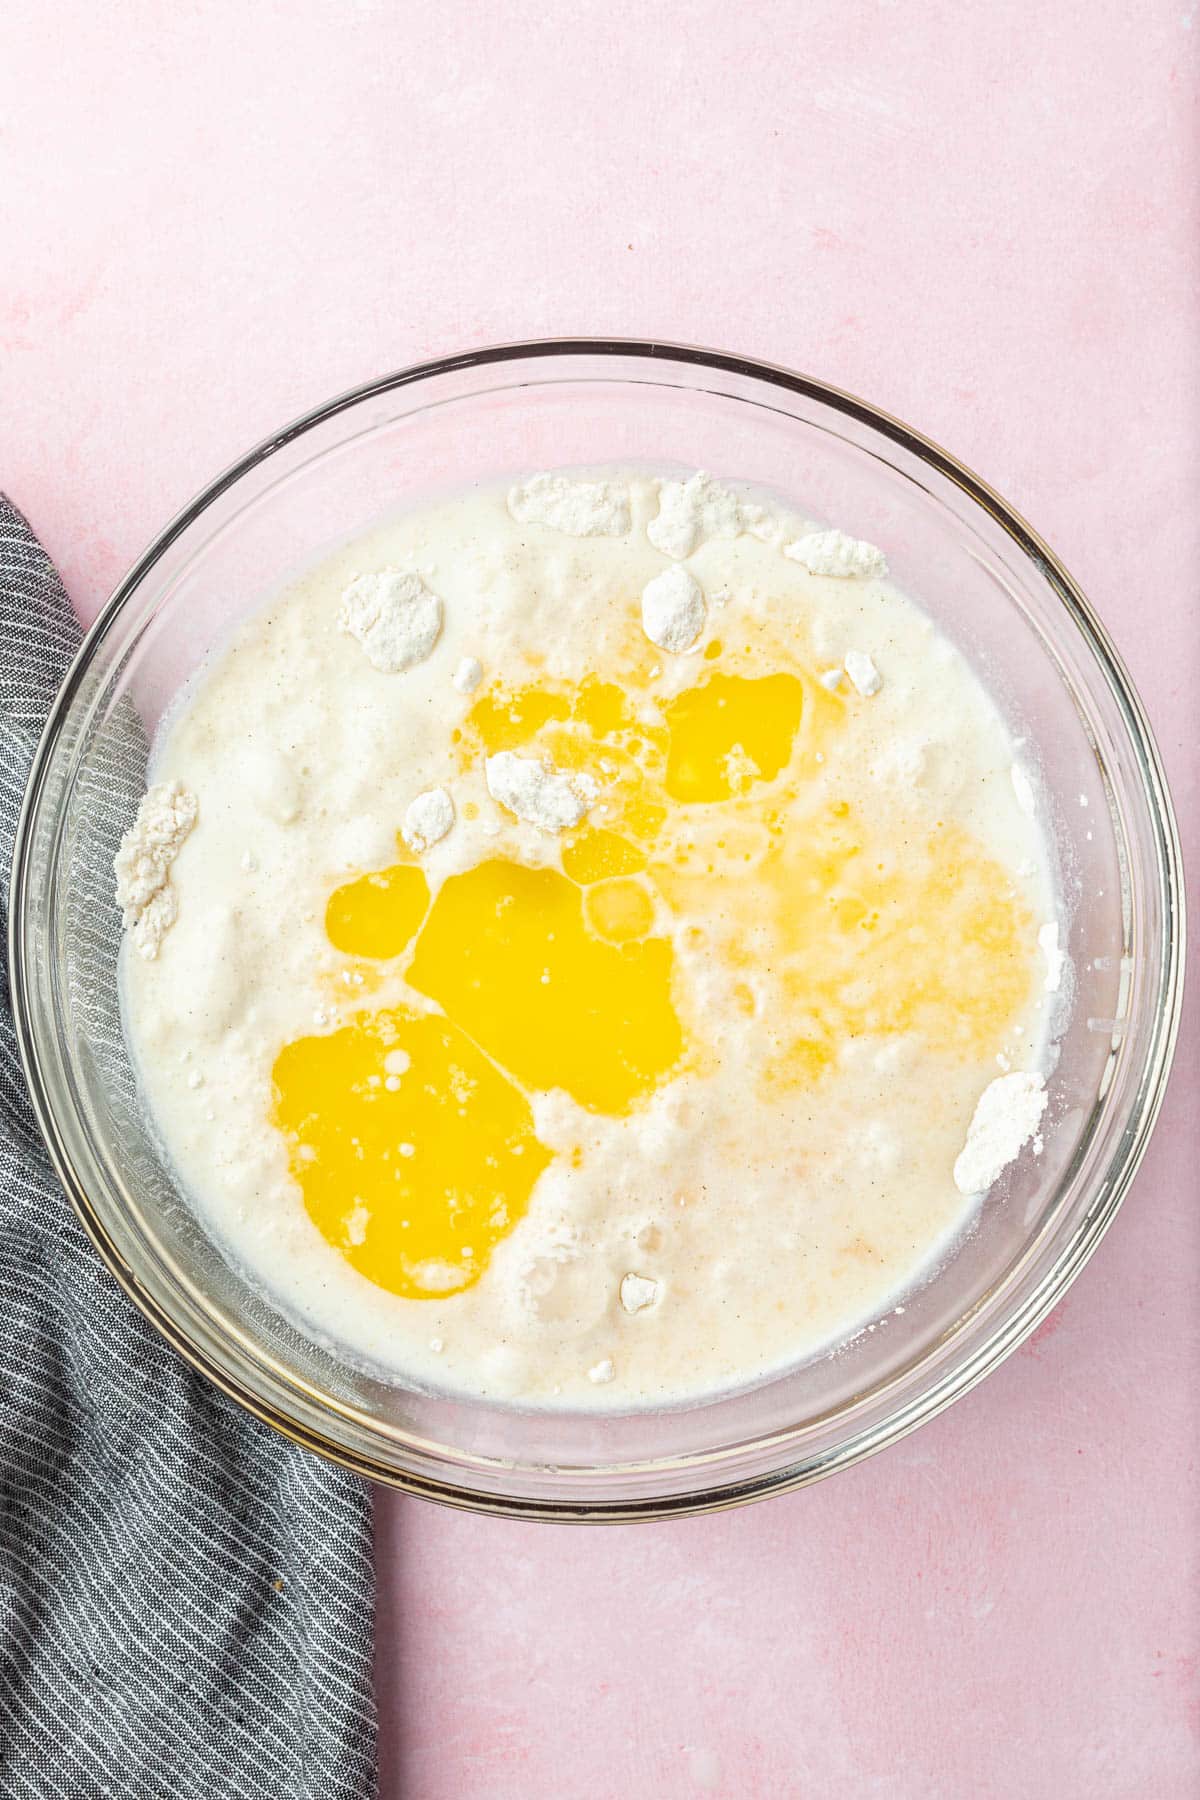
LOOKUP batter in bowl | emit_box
[115,469,1065,1407]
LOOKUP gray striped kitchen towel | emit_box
[0,496,378,1799]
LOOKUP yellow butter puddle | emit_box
[273,1008,551,1299]
[272,650,1037,1300]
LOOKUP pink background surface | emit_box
[3,2,1197,1794]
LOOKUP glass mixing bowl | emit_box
[9,340,1184,1519]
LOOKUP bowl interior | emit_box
[13,345,1180,1515]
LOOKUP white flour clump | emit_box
[783,529,888,579]
[485,752,595,832]
[402,786,455,853]
[114,779,198,959]
[844,650,883,697]
[507,473,630,537]
[452,655,483,694]
[338,570,442,672]
[953,1071,1048,1195]
[647,471,767,559]
[619,1273,659,1314]
[641,566,706,653]
[1039,921,1065,993]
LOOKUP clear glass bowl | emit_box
[10,341,1185,1519]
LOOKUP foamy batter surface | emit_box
[119,470,1062,1408]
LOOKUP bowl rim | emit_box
[8,335,1187,1520]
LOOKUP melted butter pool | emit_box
[272,652,1036,1301]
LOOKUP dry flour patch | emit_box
[402,787,455,854]
[452,656,484,695]
[485,752,596,832]
[953,1072,1048,1195]
[1038,921,1065,993]
[619,1273,659,1314]
[784,529,888,579]
[641,566,706,653]
[114,780,198,959]
[647,471,768,559]
[338,570,442,672]
[507,473,630,537]
[844,650,883,697]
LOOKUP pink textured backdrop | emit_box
[2,2,1196,1795]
